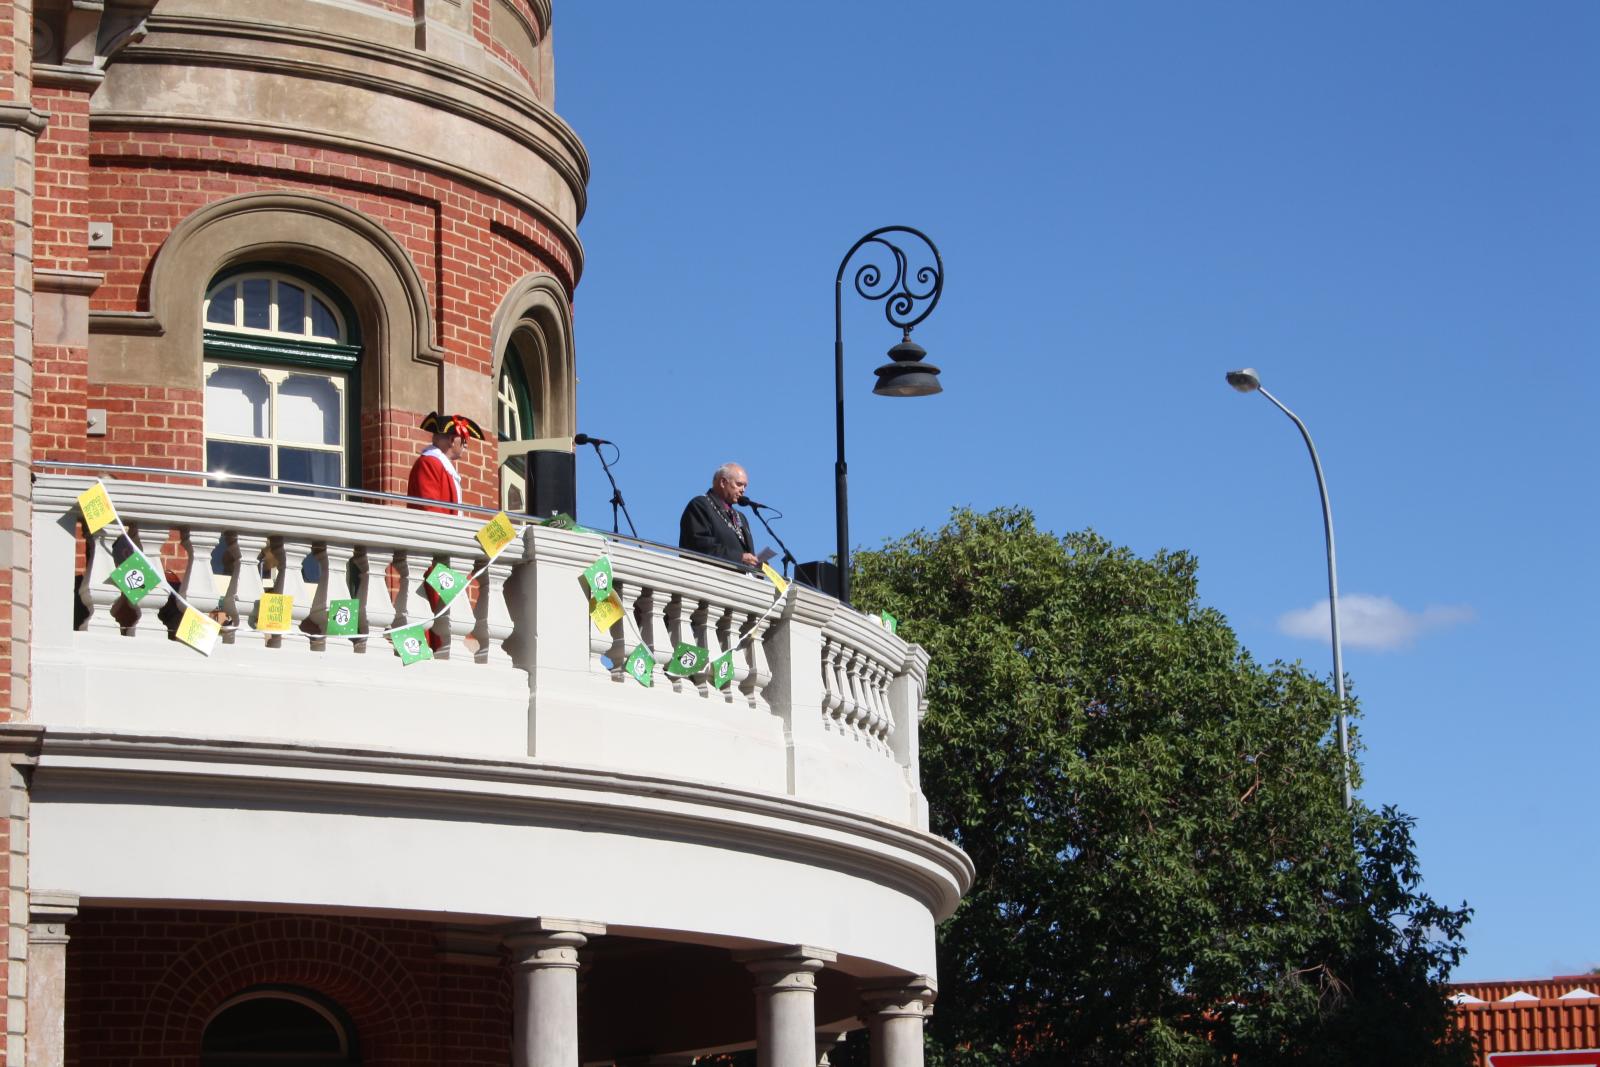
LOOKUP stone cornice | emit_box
[34,268,105,295]
[86,310,162,336]
[0,103,51,136]
[17,727,975,919]
[33,64,108,92]
[528,0,552,35]
[132,13,588,192]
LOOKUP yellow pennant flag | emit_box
[175,607,222,656]
[590,592,624,632]
[476,511,517,557]
[77,482,117,534]
[761,562,789,596]
[255,592,294,632]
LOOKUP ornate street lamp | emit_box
[834,227,944,606]
[1226,368,1352,809]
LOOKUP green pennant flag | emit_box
[541,513,591,533]
[389,624,433,665]
[623,643,655,687]
[108,552,161,606]
[664,642,710,678]
[581,556,614,601]
[326,598,360,637]
[709,650,736,690]
[879,610,899,635]
[424,562,468,607]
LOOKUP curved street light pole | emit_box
[1226,368,1351,810]
[834,227,945,606]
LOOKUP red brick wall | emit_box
[33,87,89,272]
[1,2,40,1055]
[33,131,578,507]
[64,908,512,1066]
[0,2,17,100]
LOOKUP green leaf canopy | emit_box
[850,507,1474,1067]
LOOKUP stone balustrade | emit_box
[30,475,930,828]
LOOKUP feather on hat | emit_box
[420,412,487,440]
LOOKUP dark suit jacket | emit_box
[679,493,754,567]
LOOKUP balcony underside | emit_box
[22,728,966,978]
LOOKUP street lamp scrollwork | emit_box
[832,227,945,606]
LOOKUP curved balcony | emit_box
[24,474,970,1009]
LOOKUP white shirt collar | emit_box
[421,446,462,497]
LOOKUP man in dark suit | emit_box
[679,463,760,569]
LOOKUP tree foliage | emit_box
[849,507,1473,1066]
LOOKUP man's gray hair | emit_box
[713,462,744,485]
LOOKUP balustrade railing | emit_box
[57,479,516,666]
[30,473,931,826]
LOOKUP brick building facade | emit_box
[0,3,967,1063]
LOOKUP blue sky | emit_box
[553,3,1599,982]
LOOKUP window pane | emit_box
[310,297,339,340]
[277,374,341,446]
[498,370,522,439]
[205,440,271,487]
[205,284,237,326]
[502,455,527,514]
[241,277,271,330]
[202,996,343,1054]
[278,283,306,336]
[205,366,269,438]
[279,449,343,497]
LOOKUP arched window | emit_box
[201,986,359,1066]
[489,276,575,515]
[497,343,537,513]
[203,268,361,496]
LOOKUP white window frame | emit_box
[204,271,349,345]
[203,360,347,490]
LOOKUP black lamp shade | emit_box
[872,338,943,397]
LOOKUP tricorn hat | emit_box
[420,411,487,440]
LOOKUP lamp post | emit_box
[1225,368,1351,810]
[834,226,945,606]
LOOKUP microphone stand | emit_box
[746,504,796,579]
[587,441,638,538]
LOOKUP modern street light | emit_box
[1225,368,1352,810]
[833,227,944,606]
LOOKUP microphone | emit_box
[737,495,771,510]
[574,433,612,446]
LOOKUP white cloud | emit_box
[1277,594,1475,651]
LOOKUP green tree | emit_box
[847,507,1473,1066]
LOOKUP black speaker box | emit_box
[794,560,840,598]
[527,449,577,519]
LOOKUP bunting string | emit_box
[74,480,792,674]
[582,535,792,689]
[75,480,527,659]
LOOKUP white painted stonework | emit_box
[27,475,970,987]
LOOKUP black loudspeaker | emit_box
[527,449,577,520]
[795,560,840,598]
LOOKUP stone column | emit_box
[860,977,936,1067]
[504,917,605,1067]
[26,891,79,1067]
[736,946,837,1067]
[815,1028,848,1066]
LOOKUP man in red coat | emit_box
[406,412,486,649]
[407,412,484,514]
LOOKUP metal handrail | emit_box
[28,459,751,575]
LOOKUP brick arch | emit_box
[137,916,436,1065]
[98,190,445,424]
[488,272,576,437]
